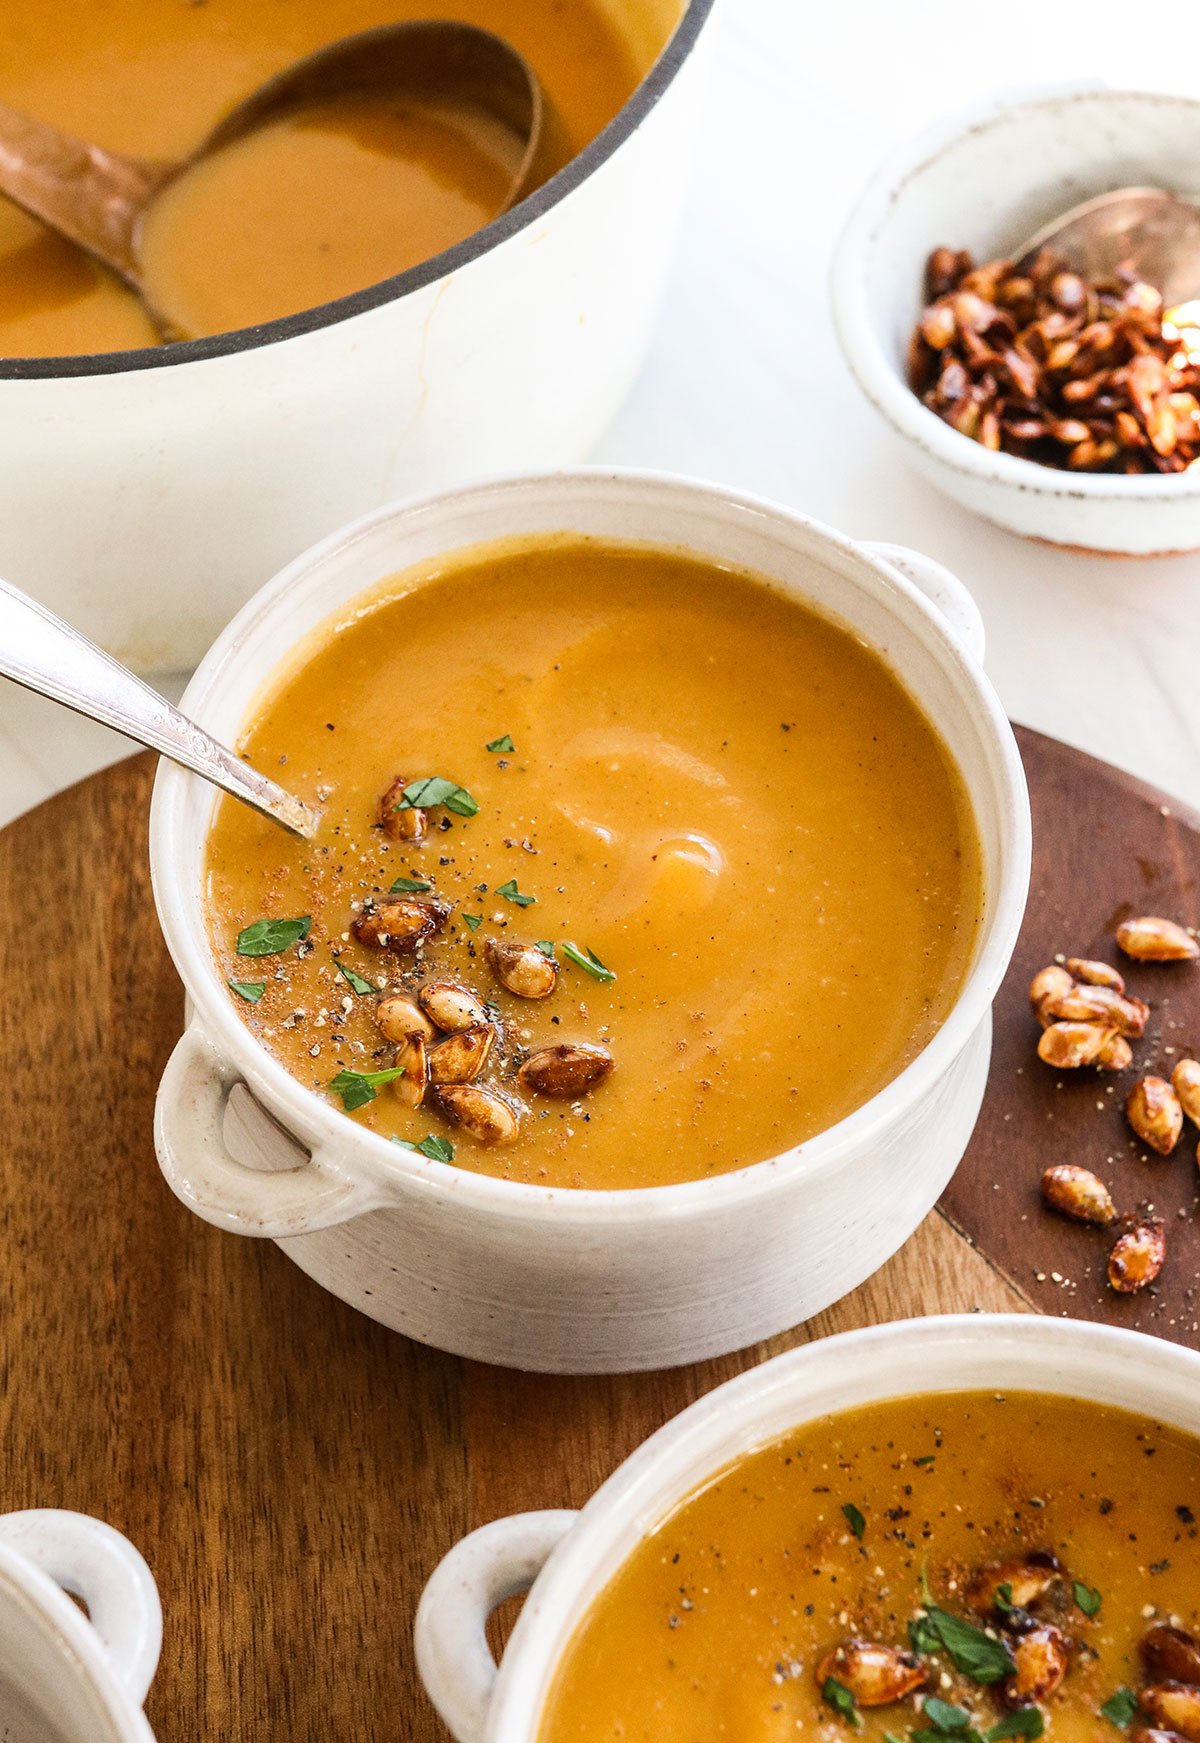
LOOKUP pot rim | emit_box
[150,465,1031,1227]
[0,1541,154,1743]
[830,81,1200,502]
[482,1314,1200,1737]
[0,0,716,385]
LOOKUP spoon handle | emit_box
[0,578,317,838]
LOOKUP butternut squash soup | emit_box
[539,1391,1200,1743]
[0,0,665,356]
[204,536,982,1190]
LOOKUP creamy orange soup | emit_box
[540,1391,1200,1743]
[203,536,981,1191]
[0,0,665,356]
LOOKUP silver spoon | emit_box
[0,20,545,339]
[1017,187,1200,307]
[0,578,318,837]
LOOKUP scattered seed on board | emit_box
[1115,915,1199,963]
[1041,1165,1116,1227]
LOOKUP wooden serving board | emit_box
[0,731,1195,1742]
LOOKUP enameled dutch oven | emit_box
[151,469,1030,1374]
[414,1316,1200,1741]
[0,0,717,671]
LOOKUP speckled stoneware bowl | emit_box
[831,85,1200,555]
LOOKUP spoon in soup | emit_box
[0,20,545,339]
[0,577,318,838]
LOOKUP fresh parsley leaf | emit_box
[1101,1689,1138,1730]
[561,941,616,983]
[396,776,478,818]
[328,1066,404,1112]
[1072,1579,1102,1618]
[842,1501,866,1540]
[496,878,536,908]
[913,1454,937,1467]
[462,914,483,932]
[909,1614,941,1655]
[985,1711,1044,1742]
[822,1677,861,1729]
[486,734,515,753]
[923,1698,973,1733]
[535,940,556,958]
[235,915,311,957]
[923,1608,1014,1684]
[228,978,266,1003]
[994,1582,1013,1613]
[336,962,377,996]
[884,1734,908,1743]
[390,875,433,894]
[392,1134,456,1163]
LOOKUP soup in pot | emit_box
[203,534,982,1191]
[540,1391,1200,1743]
[0,0,672,356]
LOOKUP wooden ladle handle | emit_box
[0,98,168,285]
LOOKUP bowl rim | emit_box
[0,0,716,385]
[483,1313,1200,1736]
[150,465,1031,1226]
[830,81,1200,502]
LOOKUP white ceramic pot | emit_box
[415,1314,1200,1742]
[151,469,1030,1374]
[0,1509,161,1743]
[831,85,1200,555]
[0,1,716,673]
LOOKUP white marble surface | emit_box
[2,0,1198,826]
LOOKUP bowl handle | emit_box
[864,541,986,664]
[0,1510,162,1706]
[155,1024,381,1238]
[415,1511,577,1743]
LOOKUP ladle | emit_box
[0,20,544,338]
[0,578,318,838]
[1017,187,1200,308]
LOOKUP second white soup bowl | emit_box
[151,470,1030,1373]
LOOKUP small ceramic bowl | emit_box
[415,1314,1200,1743]
[831,85,1200,555]
[151,469,1030,1374]
[0,1509,162,1743]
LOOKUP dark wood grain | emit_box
[942,725,1200,1345]
[9,733,1191,1739]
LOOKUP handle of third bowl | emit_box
[0,1510,162,1706]
[154,1024,378,1238]
[414,1512,578,1743]
[864,541,986,665]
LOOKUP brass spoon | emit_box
[0,577,318,838]
[1017,187,1200,307]
[0,20,545,339]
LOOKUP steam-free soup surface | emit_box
[0,0,647,356]
[205,536,981,1190]
[540,1391,1200,1743]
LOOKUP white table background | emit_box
[2,0,1198,825]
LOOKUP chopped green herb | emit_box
[909,1614,941,1656]
[822,1678,861,1729]
[921,1608,1014,1684]
[884,1733,908,1743]
[336,962,377,996]
[923,1698,973,1733]
[393,1134,456,1163]
[462,914,483,932]
[842,1502,866,1540]
[913,1454,937,1467]
[390,875,433,894]
[985,1711,1044,1742]
[486,734,515,753]
[228,978,266,1003]
[535,940,556,958]
[1101,1689,1138,1731]
[328,1066,405,1112]
[496,878,536,908]
[561,940,616,983]
[1073,1580,1102,1618]
[994,1582,1013,1613]
[396,776,478,818]
[235,915,311,957]
[919,1562,935,1605]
